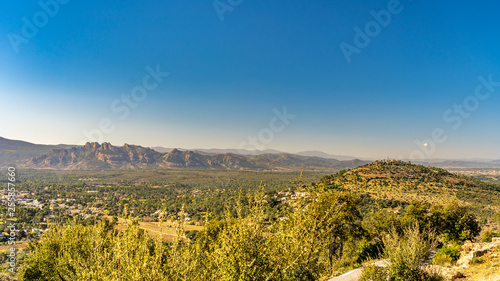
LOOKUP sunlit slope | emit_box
[319,160,500,218]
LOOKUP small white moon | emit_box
[423,143,429,147]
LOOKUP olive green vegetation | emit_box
[361,224,443,281]
[432,243,461,266]
[383,224,440,281]
[6,160,500,279]
[1,169,328,255]
[359,265,388,281]
[481,229,500,242]
[8,161,500,225]
[17,195,474,280]
[10,169,324,220]
[19,191,361,280]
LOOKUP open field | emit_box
[115,217,203,242]
[0,243,27,251]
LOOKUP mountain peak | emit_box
[82,142,114,150]
[100,142,113,150]
[83,142,101,150]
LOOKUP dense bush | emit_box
[356,240,383,263]
[359,265,388,281]
[428,201,481,243]
[432,244,461,266]
[383,224,439,281]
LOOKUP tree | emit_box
[429,200,480,243]
[404,201,429,227]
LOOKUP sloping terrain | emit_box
[320,160,500,218]
[0,136,75,165]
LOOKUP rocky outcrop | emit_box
[422,266,464,281]
[83,142,101,150]
[23,142,368,171]
[423,238,500,281]
[456,238,500,268]
[28,147,81,166]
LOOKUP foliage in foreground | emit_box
[360,224,443,281]
[383,224,441,281]
[18,191,361,281]
[16,194,483,280]
[14,161,486,280]
[359,265,388,281]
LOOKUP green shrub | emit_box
[470,255,485,265]
[357,240,383,263]
[383,223,438,281]
[184,230,198,240]
[359,265,388,281]
[430,201,481,243]
[432,243,461,266]
[18,218,171,281]
[336,240,361,271]
[432,254,453,266]
[480,230,500,242]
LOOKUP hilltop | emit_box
[319,160,500,218]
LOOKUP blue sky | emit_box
[1,0,499,159]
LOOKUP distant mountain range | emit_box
[151,147,368,161]
[0,137,368,171]
[0,137,75,163]
[2,137,500,170]
[294,150,370,161]
[151,147,284,156]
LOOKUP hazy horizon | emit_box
[2,1,500,160]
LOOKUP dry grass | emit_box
[114,217,202,242]
[0,243,27,251]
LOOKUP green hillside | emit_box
[319,160,500,219]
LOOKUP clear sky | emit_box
[1,0,499,159]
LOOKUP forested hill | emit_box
[318,160,500,218]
